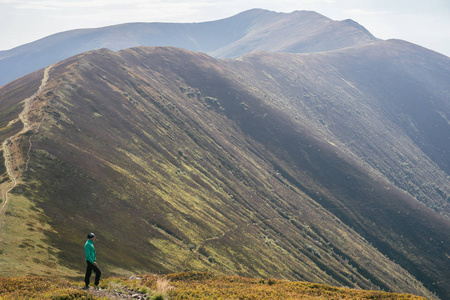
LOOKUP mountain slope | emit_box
[0,44,449,298]
[234,39,450,216]
[0,9,378,87]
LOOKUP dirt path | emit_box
[84,287,150,299]
[0,65,52,230]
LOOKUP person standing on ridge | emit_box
[83,232,101,289]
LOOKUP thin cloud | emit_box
[344,9,394,16]
[10,0,334,11]
[10,0,214,10]
[34,1,217,24]
[15,0,142,9]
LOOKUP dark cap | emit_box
[87,232,95,239]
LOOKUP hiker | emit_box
[83,232,101,289]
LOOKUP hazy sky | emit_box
[1,0,450,57]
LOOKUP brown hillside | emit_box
[0,44,448,299]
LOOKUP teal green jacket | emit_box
[84,239,96,264]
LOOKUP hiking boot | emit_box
[94,285,101,290]
[82,286,89,290]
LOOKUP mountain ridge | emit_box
[0,8,379,86]
[237,38,450,215]
[0,42,449,298]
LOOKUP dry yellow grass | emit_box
[0,272,426,300]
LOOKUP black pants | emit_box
[84,261,101,286]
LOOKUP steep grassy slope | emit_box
[0,9,378,86]
[0,45,448,299]
[233,40,450,216]
[0,70,43,141]
[0,69,44,224]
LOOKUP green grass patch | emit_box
[0,194,76,278]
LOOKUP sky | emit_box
[1,0,450,57]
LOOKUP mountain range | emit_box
[0,9,449,300]
[0,9,378,87]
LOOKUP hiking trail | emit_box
[0,66,52,230]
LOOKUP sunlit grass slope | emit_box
[0,272,426,300]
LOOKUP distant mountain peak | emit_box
[1,8,378,86]
[342,19,377,40]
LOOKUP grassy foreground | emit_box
[0,272,426,299]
